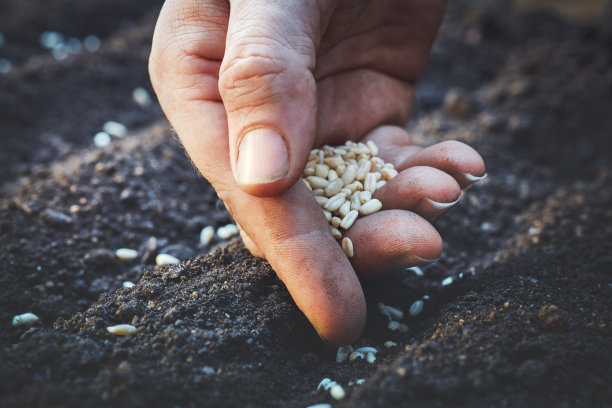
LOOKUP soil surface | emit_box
[1,1,611,407]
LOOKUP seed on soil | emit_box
[302,141,397,257]
[336,345,353,363]
[132,87,152,107]
[103,121,127,138]
[341,237,354,258]
[356,378,365,385]
[122,281,135,288]
[384,341,398,348]
[12,313,40,327]
[378,302,404,320]
[199,226,215,246]
[349,351,365,361]
[156,253,180,266]
[388,321,408,332]
[330,384,346,400]
[354,347,377,354]
[441,276,454,286]
[83,34,101,52]
[106,324,137,336]
[93,131,111,147]
[305,404,332,408]
[217,223,239,240]
[407,266,424,276]
[409,300,424,316]
[115,248,138,260]
[366,352,376,364]
[317,378,332,391]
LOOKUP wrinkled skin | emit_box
[149,0,485,346]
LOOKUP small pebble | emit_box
[103,121,127,138]
[115,248,139,260]
[0,58,11,74]
[12,313,40,327]
[132,87,153,107]
[384,341,398,348]
[217,223,239,240]
[156,253,180,266]
[199,226,215,246]
[107,324,137,336]
[122,281,135,288]
[441,276,454,286]
[83,35,101,52]
[409,300,424,316]
[93,131,111,147]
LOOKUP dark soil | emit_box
[1,1,611,407]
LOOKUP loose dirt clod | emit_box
[303,141,396,256]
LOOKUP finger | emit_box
[363,127,486,188]
[227,181,366,346]
[220,0,328,197]
[373,166,461,221]
[343,210,443,278]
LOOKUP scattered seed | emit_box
[349,351,365,361]
[441,276,454,286]
[103,121,127,138]
[115,248,138,260]
[366,352,376,364]
[341,237,354,258]
[93,131,111,147]
[354,347,377,354]
[409,300,424,316]
[200,226,215,246]
[12,313,40,327]
[107,324,137,336]
[336,345,353,363]
[423,295,430,300]
[340,210,358,230]
[384,341,398,348]
[330,384,345,400]
[217,223,239,240]
[387,321,408,332]
[317,378,332,391]
[305,404,332,408]
[83,35,101,52]
[330,226,342,240]
[356,379,365,385]
[156,253,180,265]
[378,302,404,320]
[122,281,135,288]
[132,87,152,107]
[407,266,424,276]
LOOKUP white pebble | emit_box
[199,226,215,246]
[115,248,138,260]
[217,223,239,240]
[106,324,137,336]
[330,384,345,400]
[366,352,376,364]
[441,276,454,286]
[132,87,152,107]
[156,253,180,265]
[12,313,40,327]
[407,266,424,276]
[0,58,11,74]
[336,345,353,363]
[122,281,135,288]
[409,300,424,316]
[83,35,101,52]
[93,131,111,147]
[384,341,398,348]
[103,121,128,138]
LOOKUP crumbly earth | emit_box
[1,1,611,407]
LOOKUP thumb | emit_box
[219,0,323,196]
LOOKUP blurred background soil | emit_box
[0,0,611,407]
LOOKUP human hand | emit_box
[149,0,485,346]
